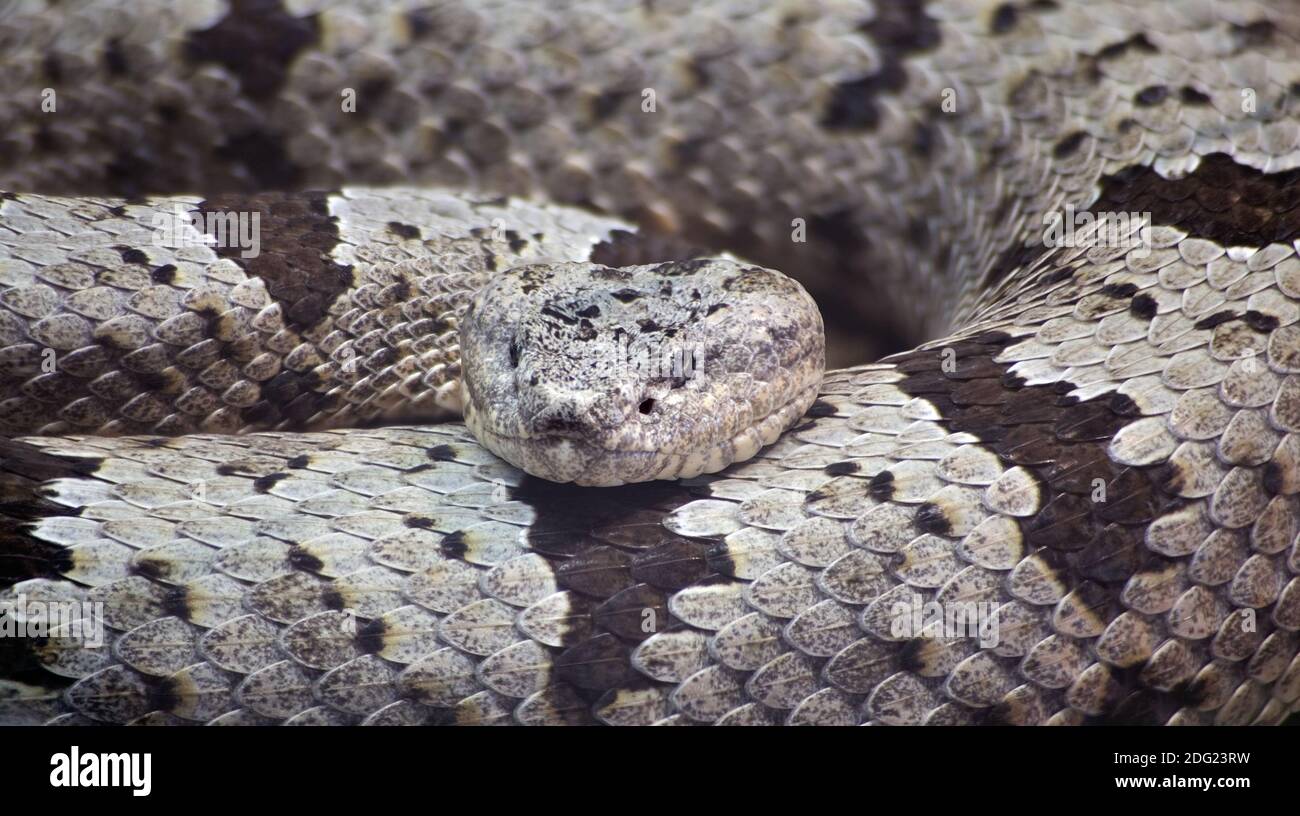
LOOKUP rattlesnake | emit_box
[1,0,1299,725]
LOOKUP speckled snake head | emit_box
[460,259,825,486]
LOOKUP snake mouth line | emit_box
[464,382,822,486]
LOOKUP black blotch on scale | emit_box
[990,4,1018,34]
[253,472,290,493]
[387,222,421,240]
[914,502,951,536]
[806,399,837,418]
[824,461,860,477]
[287,547,325,573]
[1134,85,1169,106]
[150,264,177,284]
[1194,310,1240,330]
[1129,293,1158,320]
[1053,131,1087,159]
[355,618,386,655]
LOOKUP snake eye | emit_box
[508,338,520,368]
[638,398,656,414]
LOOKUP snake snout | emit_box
[523,406,588,436]
[520,395,617,440]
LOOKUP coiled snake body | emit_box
[2,0,1300,725]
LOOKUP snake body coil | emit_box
[1,0,1299,725]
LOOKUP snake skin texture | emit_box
[2,0,1300,725]
[0,188,632,436]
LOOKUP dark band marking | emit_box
[991,152,1300,292]
[822,2,941,130]
[240,369,338,430]
[888,332,1188,722]
[595,584,669,642]
[183,0,320,100]
[630,540,710,590]
[1092,153,1300,247]
[213,129,304,191]
[179,191,354,429]
[555,633,635,690]
[990,3,1018,34]
[194,191,353,331]
[0,441,103,698]
[437,477,715,708]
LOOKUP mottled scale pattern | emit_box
[0,189,627,436]
[2,0,1300,725]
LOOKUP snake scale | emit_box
[2,0,1300,726]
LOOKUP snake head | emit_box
[460,258,824,486]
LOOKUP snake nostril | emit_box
[639,398,656,414]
